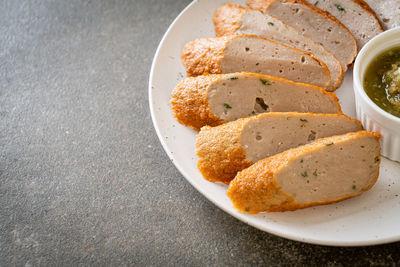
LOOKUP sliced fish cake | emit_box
[181,34,330,88]
[247,0,357,71]
[227,131,381,213]
[171,72,341,130]
[306,0,383,49]
[363,0,400,30]
[196,112,363,183]
[213,3,343,91]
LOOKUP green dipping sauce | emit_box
[364,46,400,118]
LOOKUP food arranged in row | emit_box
[170,0,389,213]
[213,3,344,91]
[247,0,358,72]
[196,112,363,183]
[182,34,330,88]
[303,0,383,49]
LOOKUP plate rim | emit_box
[148,0,400,247]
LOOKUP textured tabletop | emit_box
[1,0,400,265]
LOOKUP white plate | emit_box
[149,0,400,246]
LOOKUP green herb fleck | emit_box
[251,110,256,115]
[335,4,345,12]
[229,76,238,80]
[245,207,250,212]
[268,22,274,26]
[314,1,319,6]
[301,171,308,178]
[319,42,324,46]
[313,169,318,176]
[260,78,272,85]
[256,62,260,66]
[300,118,308,123]
[352,185,356,190]
[325,142,334,146]
[300,159,304,163]
[223,103,232,109]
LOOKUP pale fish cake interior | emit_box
[207,73,339,123]
[219,35,330,87]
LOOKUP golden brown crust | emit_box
[196,119,253,184]
[182,34,330,87]
[181,36,233,77]
[247,0,381,31]
[327,52,344,92]
[214,4,343,91]
[227,131,381,213]
[227,152,296,213]
[170,75,224,131]
[171,72,342,130]
[213,4,250,37]
[196,112,359,184]
[247,0,358,68]
[246,0,273,13]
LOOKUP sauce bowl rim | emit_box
[353,27,400,124]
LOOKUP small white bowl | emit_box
[353,28,400,162]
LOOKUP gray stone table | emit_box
[1,0,400,265]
